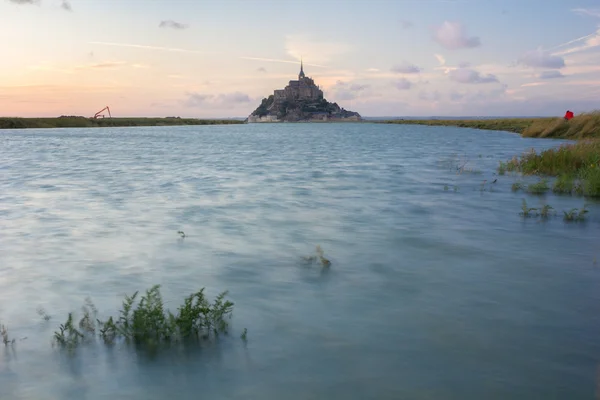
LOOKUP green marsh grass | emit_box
[380,110,600,139]
[519,199,537,218]
[527,179,550,195]
[563,206,589,222]
[51,284,236,353]
[0,116,243,130]
[501,141,600,198]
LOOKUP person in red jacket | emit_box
[564,110,574,121]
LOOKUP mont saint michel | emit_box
[247,61,362,123]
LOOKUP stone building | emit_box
[273,60,323,102]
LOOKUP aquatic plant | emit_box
[502,141,600,198]
[527,179,550,195]
[519,199,537,218]
[51,285,236,352]
[552,174,576,194]
[563,206,589,222]
[241,328,248,342]
[498,161,507,175]
[37,306,51,321]
[512,182,525,192]
[178,231,186,238]
[539,205,556,219]
[302,245,331,267]
[1,323,15,345]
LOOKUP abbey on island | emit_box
[246,61,362,123]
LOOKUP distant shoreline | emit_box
[0,116,244,129]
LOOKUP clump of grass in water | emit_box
[37,306,51,321]
[539,205,556,219]
[302,245,331,267]
[501,141,600,197]
[527,179,550,195]
[563,205,589,222]
[1,323,15,345]
[553,174,576,194]
[519,199,537,218]
[497,162,507,176]
[512,182,525,192]
[53,285,236,352]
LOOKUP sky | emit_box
[1,0,599,118]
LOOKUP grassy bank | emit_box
[500,140,600,197]
[0,116,244,129]
[380,110,600,139]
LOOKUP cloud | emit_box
[366,68,380,72]
[572,8,600,18]
[328,80,370,100]
[418,90,441,102]
[537,70,565,79]
[400,19,413,29]
[183,91,252,108]
[552,27,600,56]
[433,21,481,49]
[61,0,71,11]
[240,56,328,68]
[434,54,446,65]
[449,67,498,84]
[74,61,128,70]
[395,78,412,90]
[284,34,353,64]
[391,63,422,74]
[518,49,565,69]
[257,67,267,73]
[521,82,548,87]
[89,41,212,55]
[7,0,39,4]
[159,20,189,30]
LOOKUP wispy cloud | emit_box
[395,78,413,90]
[183,91,252,108]
[240,56,328,68]
[256,67,267,73]
[7,0,39,4]
[433,21,480,49]
[284,34,352,64]
[89,41,214,55]
[518,49,565,69]
[552,27,600,56]
[572,8,600,18]
[449,67,498,84]
[537,70,565,79]
[74,61,127,70]
[391,62,422,74]
[159,20,189,30]
[61,0,71,11]
[521,82,548,87]
[400,19,413,29]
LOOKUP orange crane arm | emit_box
[92,106,112,119]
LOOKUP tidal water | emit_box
[1,123,600,399]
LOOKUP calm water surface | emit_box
[1,123,600,399]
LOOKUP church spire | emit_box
[299,57,305,79]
